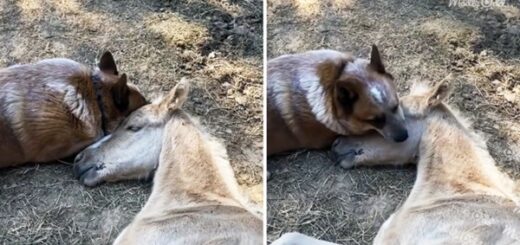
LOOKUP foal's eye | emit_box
[126,125,142,132]
[392,105,399,113]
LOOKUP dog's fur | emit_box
[73,80,262,243]
[267,45,408,155]
[273,81,520,244]
[0,52,146,167]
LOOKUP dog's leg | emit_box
[271,232,339,245]
[332,132,419,169]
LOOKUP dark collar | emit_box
[91,74,108,136]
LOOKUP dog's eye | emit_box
[368,115,386,127]
[126,125,142,132]
[392,105,399,113]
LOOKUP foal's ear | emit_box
[427,80,450,108]
[163,78,190,111]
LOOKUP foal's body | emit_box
[73,80,262,244]
[370,97,520,244]
[273,82,520,244]
[115,111,262,244]
[349,82,520,244]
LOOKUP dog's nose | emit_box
[393,130,409,142]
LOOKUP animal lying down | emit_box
[74,79,263,244]
[272,81,520,245]
[0,52,146,167]
[267,45,408,156]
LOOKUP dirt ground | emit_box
[267,0,520,244]
[0,0,262,244]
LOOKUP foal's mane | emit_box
[164,110,262,218]
[408,80,486,148]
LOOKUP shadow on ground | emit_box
[267,0,520,243]
[0,0,262,244]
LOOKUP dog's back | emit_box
[0,59,100,166]
[267,46,407,155]
[267,50,350,154]
[0,53,146,167]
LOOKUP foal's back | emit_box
[117,204,262,245]
[376,195,520,244]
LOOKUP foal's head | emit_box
[399,80,451,117]
[73,79,189,186]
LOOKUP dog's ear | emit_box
[111,74,129,111]
[162,78,190,112]
[427,80,450,108]
[335,82,358,114]
[336,83,358,106]
[99,51,119,75]
[318,59,359,114]
[369,45,386,74]
[317,59,347,87]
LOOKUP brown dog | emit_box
[0,52,146,167]
[267,45,408,155]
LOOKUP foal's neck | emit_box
[410,108,517,204]
[150,113,245,210]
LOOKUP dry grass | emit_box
[0,0,262,244]
[146,15,209,47]
[267,0,520,243]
